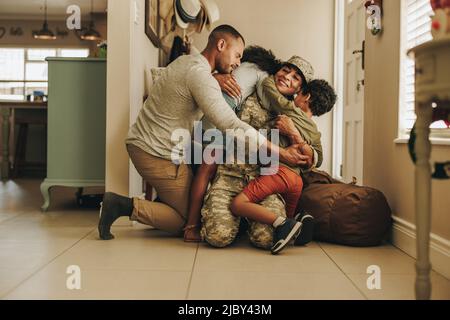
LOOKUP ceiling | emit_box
[0,0,107,18]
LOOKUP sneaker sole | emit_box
[295,215,314,246]
[98,201,103,219]
[271,222,302,255]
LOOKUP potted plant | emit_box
[97,40,107,58]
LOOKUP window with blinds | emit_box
[401,0,448,135]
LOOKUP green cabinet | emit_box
[40,58,106,211]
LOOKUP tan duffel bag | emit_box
[298,170,392,247]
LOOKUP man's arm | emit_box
[187,68,309,167]
[187,67,257,135]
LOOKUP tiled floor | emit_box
[1,179,449,300]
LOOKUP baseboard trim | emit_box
[390,215,450,280]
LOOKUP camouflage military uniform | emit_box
[201,93,287,250]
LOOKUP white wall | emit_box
[192,0,336,172]
[364,0,450,241]
[105,0,159,195]
[128,0,160,197]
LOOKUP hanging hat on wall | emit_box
[199,0,220,31]
[195,5,207,33]
[186,5,206,35]
[174,0,202,29]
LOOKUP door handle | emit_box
[357,79,365,91]
[352,40,365,70]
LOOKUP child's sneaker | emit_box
[293,209,308,222]
[271,218,302,255]
[294,212,315,246]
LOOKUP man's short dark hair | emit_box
[303,80,337,117]
[208,24,245,46]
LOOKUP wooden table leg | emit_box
[1,108,11,180]
[414,101,433,300]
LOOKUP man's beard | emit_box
[216,63,231,74]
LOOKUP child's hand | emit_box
[275,115,299,138]
[184,225,203,243]
[213,73,242,98]
[299,144,314,168]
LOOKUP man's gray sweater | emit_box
[126,54,264,161]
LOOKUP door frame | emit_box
[332,0,345,180]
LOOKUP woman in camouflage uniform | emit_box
[201,93,293,249]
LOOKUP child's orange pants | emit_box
[242,166,303,218]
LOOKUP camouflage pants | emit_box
[201,164,287,250]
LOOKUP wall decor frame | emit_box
[145,0,160,47]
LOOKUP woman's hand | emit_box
[279,144,312,167]
[299,143,314,168]
[213,73,242,98]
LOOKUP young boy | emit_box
[231,58,337,254]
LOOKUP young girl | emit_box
[183,46,294,242]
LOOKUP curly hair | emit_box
[304,80,337,117]
[242,45,283,75]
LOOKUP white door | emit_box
[342,0,366,184]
